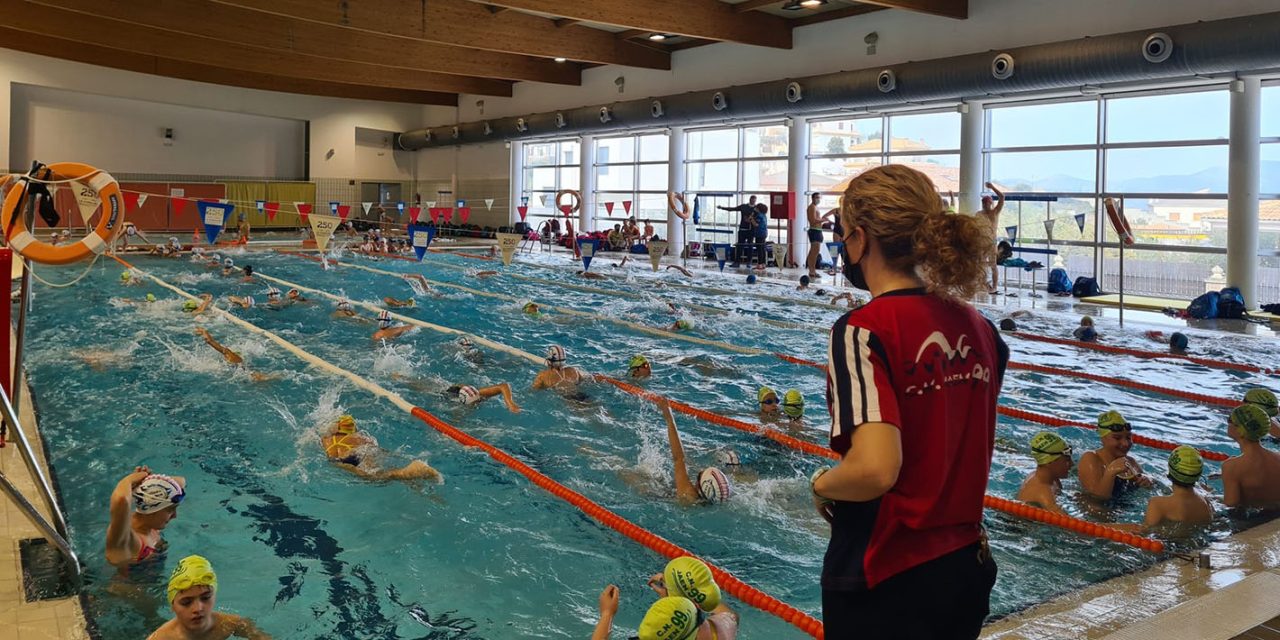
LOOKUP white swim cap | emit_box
[545,345,566,368]
[223,258,234,268]
[378,310,392,329]
[697,468,731,503]
[715,450,741,467]
[458,385,481,405]
[132,475,185,515]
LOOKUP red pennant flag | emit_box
[517,206,528,221]
[409,206,422,223]
[296,202,312,223]
[172,198,188,217]
[559,204,573,216]
[430,208,442,223]
[124,192,141,211]
[265,202,279,221]
[458,207,471,224]
[337,205,351,221]
[622,200,632,215]
[604,201,615,215]
[443,208,453,223]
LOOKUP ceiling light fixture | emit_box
[781,1,804,10]
[800,0,828,6]
[648,33,668,41]
[554,57,567,63]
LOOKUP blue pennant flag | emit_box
[1006,225,1018,243]
[255,200,265,214]
[397,201,405,216]
[712,243,731,271]
[329,201,340,215]
[1075,213,1087,235]
[197,201,235,244]
[692,195,701,224]
[578,238,601,271]
[409,224,436,261]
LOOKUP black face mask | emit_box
[840,241,869,291]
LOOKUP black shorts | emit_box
[822,541,996,639]
[808,228,823,243]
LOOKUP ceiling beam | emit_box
[0,27,457,105]
[852,0,967,19]
[1,0,513,96]
[481,0,793,48]
[214,0,671,70]
[554,18,583,27]
[792,4,888,26]
[28,0,581,85]
[614,29,650,40]
[733,0,784,13]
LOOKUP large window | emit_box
[594,132,669,238]
[686,123,789,236]
[522,139,580,220]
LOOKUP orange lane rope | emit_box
[983,496,1163,553]
[1005,361,1237,408]
[1009,331,1279,376]
[996,406,1228,462]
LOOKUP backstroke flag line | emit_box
[497,233,522,266]
[309,213,340,253]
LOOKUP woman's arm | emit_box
[661,400,699,502]
[591,585,619,640]
[813,423,901,502]
[107,467,150,556]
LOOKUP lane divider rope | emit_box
[1009,331,1278,376]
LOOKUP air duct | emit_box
[396,12,1280,150]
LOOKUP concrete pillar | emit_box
[1228,77,1261,308]
[508,140,523,227]
[579,135,596,233]
[787,116,809,270]
[668,126,687,257]
[958,101,984,215]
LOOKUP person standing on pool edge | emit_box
[811,164,1008,640]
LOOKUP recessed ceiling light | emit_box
[800,0,828,6]
[781,0,804,10]
[554,57,567,63]
[648,33,668,41]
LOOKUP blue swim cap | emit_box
[746,274,757,284]
[1170,332,1189,351]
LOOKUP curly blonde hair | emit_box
[840,165,994,299]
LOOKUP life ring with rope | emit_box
[1,162,123,265]
[555,189,581,215]
[668,191,691,220]
[1103,198,1134,246]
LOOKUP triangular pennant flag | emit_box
[329,201,340,215]
[1043,218,1055,242]
[409,224,436,261]
[172,198,188,217]
[309,213,341,253]
[517,206,529,221]
[196,200,235,244]
[124,192,141,211]
[826,242,843,268]
[397,202,405,216]
[265,202,279,221]
[443,207,453,223]
[256,200,265,214]
[408,207,422,224]
[1075,213,1087,235]
[540,194,549,207]
[429,208,442,224]
[578,238,599,271]
[774,243,789,270]
[647,240,668,272]
[604,201,615,215]
[71,181,99,224]
[497,232,522,266]
[622,200,632,215]
[713,243,730,271]
[426,200,437,208]
[362,202,373,215]
[295,202,312,223]
[1006,225,1018,243]
[484,199,494,210]
[337,205,351,222]
[559,204,573,216]
[458,207,471,224]
[137,194,148,208]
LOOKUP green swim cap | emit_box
[638,597,699,640]
[1231,404,1270,441]
[182,300,198,312]
[757,386,777,403]
[628,355,649,371]
[1167,445,1203,486]
[675,318,693,330]
[1097,410,1130,437]
[120,270,132,282]
[782,389,804,419]
[1030,431,1070,466]
[146,293,156,303]
[663,556,721,612]
[1243,388,1279,418]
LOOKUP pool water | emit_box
[22,247,1278,639]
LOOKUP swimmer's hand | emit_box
[599,584,620,616]
[1104,457,1132,478]
[645,574,668,598]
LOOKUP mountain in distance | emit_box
[1004,161,1280,194]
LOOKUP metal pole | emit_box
[1227,77,1261,308]
[0,380,69,538]
[1118,197,1125,327]
[11,257,32,415]
[0,470,80,581]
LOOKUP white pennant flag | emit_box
[497,232,522,266]
[362,202,373,215]
[73,181,101,225]
[1043,218,1056,242]
[774,243,789,270]
[484,198,494,210]
[137,194,149,207]
[309,213,342,254]
[647,240,668,272]
[426,201,437,209]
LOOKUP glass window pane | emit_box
[1136,198,1224,246]
[560,141,580,165]
[887,154,960,192]
[595,193,631,221]
[811,158,881,194]
[743,159,788,192]
[686,161,737,192]
[989,150,1096,193]
[638,164,668,191]
[810,117,883,155]
[524,142,556,167]
[1099,249,1227,298]
[526,167,556,191]
[1263,144,1280,193]
[1106,90,1228,143]
[1104,145,1227,193]
[529,191,556,216]
[743,125,789,157]
[639,134,669,162]
[596,137,635,165]
[596,164,634,192]
[688,128,738,160]
[989,100,1098,148]
[889,112,960,151]
[638,193,668,229]
[559,167,579,190]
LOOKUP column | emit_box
[508,140,523,227]
[787,116,809,271]
[579,134,596,234]
[1228,77,1261,308]
[668,126,687,257]
[958,101,984,215]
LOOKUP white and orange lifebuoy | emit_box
[1104,197,1134,246]
[1,162,123,265]
[554,189,581,215]
[668,191,690,220]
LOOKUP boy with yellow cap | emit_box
[321,415,440,483]
[147,555,270,639]
[1241,388,1280,439]
[1016,432,1073,512]
[1077,410,1153,500]
[1112,446,1213,533]
[781,390,805,424]
[1222,404,1280,508]
[757,387,780,420]
[628,355,652,379]
[590,557,738,640]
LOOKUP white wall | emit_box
[355,126,416,181]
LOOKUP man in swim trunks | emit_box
[321,415,440,482]
[979,182,1005,294]
[628,355,651,379]
[1016,432,1073,512]
[372,310,415,341]
[532,345,583,391]
[805,194,838,279]
[106,466,186,572]
[1078,410,1153,500]
[446,383,521,413]
[147,555,270,640]
[1241,388,1280,439]
[1222,404,1280,508]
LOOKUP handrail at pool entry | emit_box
[110,255,825,638]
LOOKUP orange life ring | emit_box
[668,191,690,220]
[1,162,122,265]
[1104,198,1134,246]
[554,189,581,214]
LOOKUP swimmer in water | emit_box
[286,289,308,304]
[227,295,256,310]
[665,265,693,278]
[1144,330,1189,355]
[446,383,521,413]
[998,318,1018,332]
[781,389,805,425]
[637,557,739,640]
[1110,446,1213,533]
[401,273,435,295]
[220,258,235,278]
[185,294,214,316]
[372,310,415,341]
[264,287,285,309]
[194,327,244,365]
[383,297,415,308]
[331,299,367,322]
[1241,388,1280,439]
[1015,432,1073,513]
[627,355,651,379]
[474,271,498,279]
[577,270,607,280]
[660,399,731,505]
[147,555,270,640]
[1073,315,1099,342]
[532,345,583,391]
[321,415,440,483]
[758,386,780,420]
[668,317,694,333]
[830,292,861,309]
[522,302,542,317]
[120,270,143,286]
[240,266,254,283]
[797,275,811,291]
[106,466,186,571]
[1222,404,1280,508]
[1078,410,1153,500]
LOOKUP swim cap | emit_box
[1231,403,1270,441]
[242,296,255,308]
[266,286,281,298]
[243,265,253,276]
[456,336,474,348]
[378,310,392,329]
[782,389,805,419]
[1169,332,1189,351]
[746,274,757,284]
[1080,315,1094,327]
[628,355,649,371]
[522,302,538,314]
[715,449,741,467]
[146,293,156,303]
[675,318,693,331]
[337,300,353,312]
[999,319,1017,332]
[458,385,481,405]
[663,556,722,612]
[637,597,699,640]
[167,555,216,604]
[182,300,198,312]
[1243,388,1279,417]
[132,474,185,515]
[120,270,132,282]
[1030,431,1070,466]
[757,386,777,403]
[336,415,356,434]
[1167,445,1203,486]
[224,258,234,268]
[799,275,810,286]
[169,237,180,247]
[545,345,566,368]
[1097,410,1130,437]
[697,467,731,502]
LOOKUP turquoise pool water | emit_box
[23,247,1278,639]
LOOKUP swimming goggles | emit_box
[1100,423,1133,433]
[761,398,779,406]
[1031,444,1072,458]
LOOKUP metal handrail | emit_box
[0,469,79,580]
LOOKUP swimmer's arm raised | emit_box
[107,467,149,558]
[662,400,699,503]
[813,423,902,502]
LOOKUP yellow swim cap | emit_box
[1167,445,1203,486]
[1244,388,1279,418]
[757,386,777,404]
[663,557,721,612]
[1097,410,1130,438]
[120,270,132,282]
[1231,404,1270,441]
[638,596,699,640]
[628,355,650,371]
[336,415,356,434]
[1030,431,1070,466]
[167,555,217,603]
[782,389,805,419]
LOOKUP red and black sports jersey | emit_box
[823,288,1008,590]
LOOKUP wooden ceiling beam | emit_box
[28,0,581,85]
[733,0,785,13]
[0,0,513,96]
[214,0,671,70]
[792,4,888,26]
[481,0,793,48]
[852,0,967,19]
[0,27,457,105]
